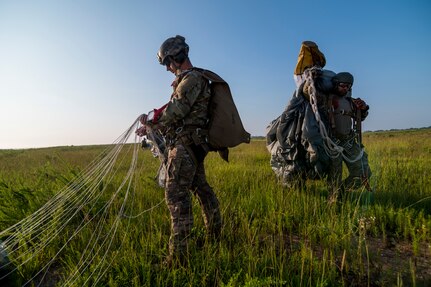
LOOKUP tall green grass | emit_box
[0,129,430,286]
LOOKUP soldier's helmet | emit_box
[157,35,189,66]
[332,72,354,85]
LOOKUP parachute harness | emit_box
[304,68,364,163]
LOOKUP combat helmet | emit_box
[332,72,354,85]
[157,35,189,66]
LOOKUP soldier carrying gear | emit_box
[136,35,222,267]
[267,41,372,201]
[327,72,372,201]
[267,41,336,187]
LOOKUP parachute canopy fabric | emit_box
[266,86,330,184]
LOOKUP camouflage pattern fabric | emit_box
[165,144,221,257]
[155,69,221,259]
[159,69,211,130]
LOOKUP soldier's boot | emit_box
[165,188,193,268]
[343,176,363,191]
[204,207,222,241]
[327,177,341,204]
[164,230,190,267]
[163,254,188,268]
[191,161,222,243]
[163,250,188,268]
[194,184,222,242]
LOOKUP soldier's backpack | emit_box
[193,67,251,161]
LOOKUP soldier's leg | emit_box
[344,144,372,190]
[191,162,222,239]
[165,144,196,261]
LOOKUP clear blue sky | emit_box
[1,0,430,149]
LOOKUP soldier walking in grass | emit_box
[136,35,222,266]
[266,41,372,201]
[327,72,372,200]
[266,41,334,186]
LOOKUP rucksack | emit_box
[193,68,251,161]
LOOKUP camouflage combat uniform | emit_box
[328,94,372,193]
[157,68,222,260]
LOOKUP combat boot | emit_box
[162,248,189,268]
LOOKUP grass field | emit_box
[0,128,430,286]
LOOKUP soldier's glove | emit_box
[151,103,168,124]
[136,125,148,137]
[353,98,369,111]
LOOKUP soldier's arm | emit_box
[158,73,202,125]
[352,98,369,121]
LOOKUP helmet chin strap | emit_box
[174,67,183,76]
[165,56,181,75]
[172,60,185,76]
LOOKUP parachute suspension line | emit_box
[33,140,139,287]
[4,120,140,286]
[1,121,137,247]
[121,132,164,219]
[303,68,364,164]
[75,138,140,287]
[121,199,165,219]
[85,135,147,286]
[1,128,131,267]
[0,116,165,285]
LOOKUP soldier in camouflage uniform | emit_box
[136,35,222,265]
[327,72,372,199]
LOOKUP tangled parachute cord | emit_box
[0,116,164,286]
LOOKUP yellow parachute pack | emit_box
[294,41,326,75]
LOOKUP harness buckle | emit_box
[175,127,183,134]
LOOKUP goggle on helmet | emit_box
[157,35,189,66]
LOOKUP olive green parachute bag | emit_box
[193,67,251,161]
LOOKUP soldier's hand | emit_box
[136,126,147,137]
[353,98,369,111]
[152,103,168,124]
